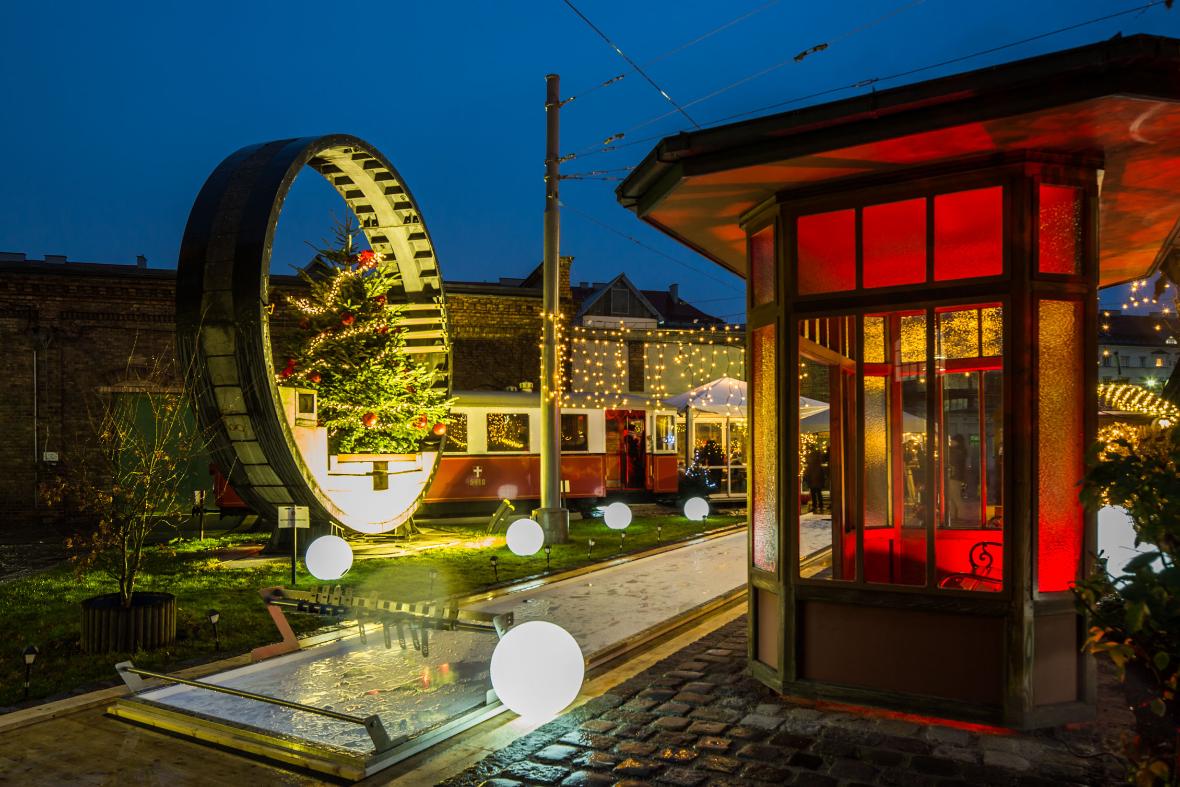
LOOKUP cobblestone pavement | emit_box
[441,617,1127,786]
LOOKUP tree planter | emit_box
[80,592,176,654]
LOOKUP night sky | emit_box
[2,1,1178,321]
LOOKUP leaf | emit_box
[1126,599,1150,632]
[1124,551,1162,573]
[1154,651,1171,671]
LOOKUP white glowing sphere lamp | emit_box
[490,621,584,719]
[304,535,354,581]
[506,518,545,556]
[684,496,710,522]
[603,501,632,530]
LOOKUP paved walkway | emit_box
[442,617,1129,787]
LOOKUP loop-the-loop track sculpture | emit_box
[176,135,450,533]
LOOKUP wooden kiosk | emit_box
[618,35,1180,727]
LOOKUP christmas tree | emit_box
[281,221,450,454]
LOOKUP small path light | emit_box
[657,524,663,544]
[490,555,499,582]
[207,609,221,652]
[586,539,595,558]
[429,568,439,596]
[22,645,39,701]
[506,519,544,556]
[619,530,627,552]
[545,544,552,571]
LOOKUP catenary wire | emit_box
[561,0,702,129]
[572,0,1168,161]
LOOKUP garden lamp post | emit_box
[22,645,39,701]
[207,609,221,652]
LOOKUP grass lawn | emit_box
[0,512,743,709]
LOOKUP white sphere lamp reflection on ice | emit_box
[603,501,632,530]
[684,496,710,522]
[506,518,545,556]
[490,621,585,720]
[304,535,354,581]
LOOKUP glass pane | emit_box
[797,209,856,295]
[444,413,468,453]
[486,413,529,452]
[560,413,588,451]
[863,312,928,586]
[863,198,926,288]
[934,186,1003,281]
[750,325,778,573]
[799,317,856,581]
[751,226,776,306]
[935,306,1004,592]
[655,414,677,453]
[1037,300,1084,592]
[1038,184,1082,275]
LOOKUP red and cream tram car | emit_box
[423,391,681,512]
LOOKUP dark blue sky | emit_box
[2,1,1177,320]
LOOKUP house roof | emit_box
[617,34,1180,289]
[1099,312,1178,348]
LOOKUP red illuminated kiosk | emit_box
[618,34,1180,727]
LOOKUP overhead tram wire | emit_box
[561,0,701,129]
[559,200,743,292]
[562,1,784,105]
[571,0,1170,161]
[589,0,929,143]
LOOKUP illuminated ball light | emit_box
[490,621,584,719]
[305,535,353,581]
[603,501,632,530]
[684,496,710,522]
[506,518,545,556]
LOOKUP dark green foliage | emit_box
[1077,428,1179,784]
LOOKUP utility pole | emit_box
[536,73,570,544]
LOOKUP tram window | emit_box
[445,413,468,453]
[487,413,530,452]
[654,414,677,452]
[561,413,589,451]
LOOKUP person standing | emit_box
[805,447,826,514]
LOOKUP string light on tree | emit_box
[278,219,450,454]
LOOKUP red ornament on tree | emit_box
[376,324,388,334]
[341,313,355,327]
[357,249,376,268]
[373,294,387,306]
[431,422,447,437]
[307,371,322,384]
[362,412,378,428]
[413,414,429,429]
[298,318,310,330]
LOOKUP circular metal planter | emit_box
[176,135,450,534]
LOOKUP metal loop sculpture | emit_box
[176,135,450,533]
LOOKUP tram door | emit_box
[605,409,646,490]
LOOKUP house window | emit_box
[610,286,630,315]
[561,413,589,451]
[444,413,468,453]
[654,414,677,452]
[1156,357,1165,368]
[487,413,529,452]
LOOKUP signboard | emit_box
[276,505,310,529]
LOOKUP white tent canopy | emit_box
[663,376,829,419]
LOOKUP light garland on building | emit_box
[562,322,745,409]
